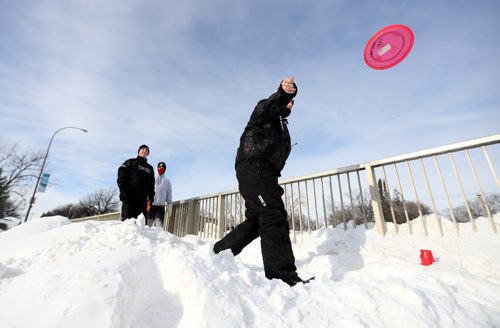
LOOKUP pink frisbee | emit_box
[364,24,414,70]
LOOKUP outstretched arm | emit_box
[250,76,297,121]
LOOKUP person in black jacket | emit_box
[117,145,155,220]
[214,76,305,286]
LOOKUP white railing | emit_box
[71,211,121,223]
[365,134,500,236]
[74,134,500,240]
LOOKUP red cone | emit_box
[420,249,435,266]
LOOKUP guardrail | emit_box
[71,211,121,223]
[366,134,500,236]
[73,134,500,241]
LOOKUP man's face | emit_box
[287,100,294,110]
[138,148,149,158]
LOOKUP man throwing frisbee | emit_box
[214,76,308,286]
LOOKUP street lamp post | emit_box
[23,126,88,223]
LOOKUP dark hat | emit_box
[158,162,166,168]
[138,144,149,153]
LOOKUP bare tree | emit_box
[452,193,500,222]
[224,195,245,230]
[77,188,120,217]
[0,139,44,218]
[42,188,120,219]
[283,189,309,231]
[0,170,10,217]
[350,190,373,225]
[484,193,500,215]
[42,204,75,219]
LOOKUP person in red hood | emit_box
[148,161,172,227]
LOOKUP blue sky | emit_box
[1,0,499,218]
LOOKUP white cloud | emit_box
[1,0,500,214]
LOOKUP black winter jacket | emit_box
[117,156,155,202]
[235,83,297,174]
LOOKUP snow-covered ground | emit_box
[1,214,499,328]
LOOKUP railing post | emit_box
[365,164,387,236]
[216,194,226,239]
[165,205,174,233]
[185,199,198,236]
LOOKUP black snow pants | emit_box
[148,205,166,226]
[121,192,148,221]
[213,159,299,285]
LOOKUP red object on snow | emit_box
[364,24,414,69]
[420,249,435,266]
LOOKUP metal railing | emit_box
[73,134,500,240]
[366,134,500,236]
[71,211,121,222]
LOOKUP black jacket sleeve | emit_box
[117,159,132,200]
[148,164,155,200]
